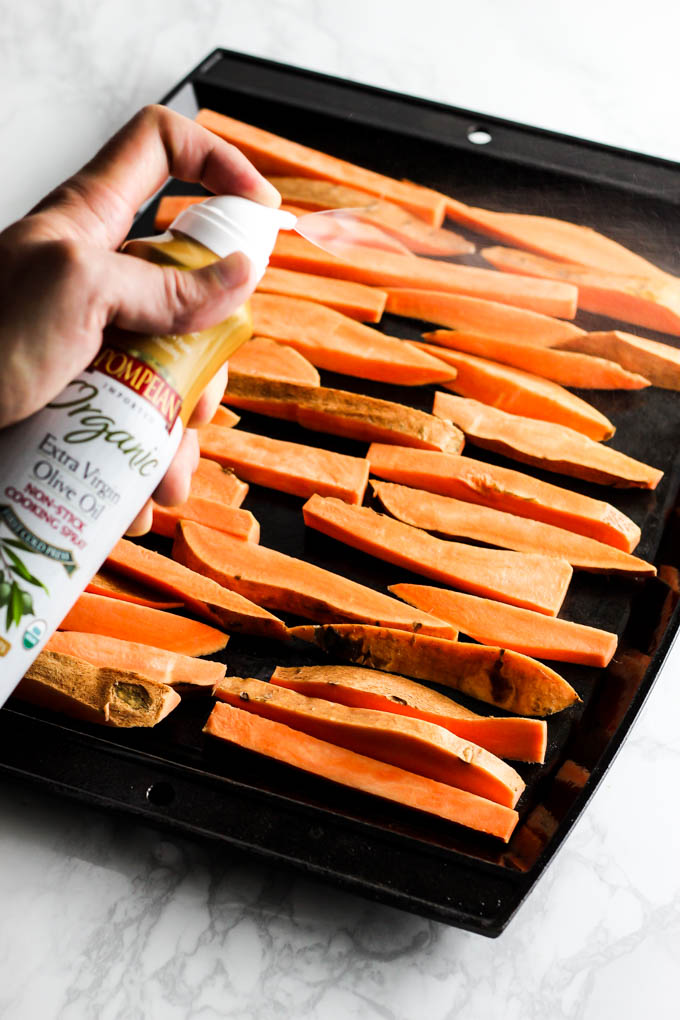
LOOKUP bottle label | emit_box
[0,362,182,705]
[90,346,182,431]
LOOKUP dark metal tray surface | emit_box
[2,49,679,936]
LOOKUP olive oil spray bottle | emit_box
[0,196,295,703]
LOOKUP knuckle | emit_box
[162,268,206,333]
[42,238,92,289]
[136,103,172,136]
[137,103,162,126]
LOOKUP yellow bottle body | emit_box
[121,230,253,424]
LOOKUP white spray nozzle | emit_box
[170,195,297,279]
[170,196,413,279]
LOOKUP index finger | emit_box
[30,105,281,248]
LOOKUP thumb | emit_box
[102,248,255,335]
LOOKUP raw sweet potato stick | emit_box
[47,631,225,691]
[17,650,181,727]
[271,233,578,318]
[366,444,641,552]
[228,336,321,385]
[481,246,680,336]
[419,344,615,440]
[173,521,456,638]
[422,329,650,390]
[557,330,680,391]
[86,569,183,609]
[271,664,547,763]
[385,289,585,344]
[302,494,573,616]
[204,702,519,841]
[250,294,457,385]
[198,423,370,504]
[389,585,618,667]
[289,624,579,716]
[433,393,663,488]
[371,480,654,576]
[223,377,465,453]
[215,676,525,807]
[257,268,388,322]
[106,539,287,639]
[60,593,229,657]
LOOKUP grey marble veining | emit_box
[1,1,680,1016]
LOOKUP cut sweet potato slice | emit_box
[60,593,228,657]
[204,702,519,841]
[257,267,388,322]
[367,443,641,552]
[372,480,654,576]
[211,406,241,428]
[419,344,615,440]
[173,521,454,638]
[16,650,181,727]
[216,675,524,807]
[271,665,547,763]
[266,176,474,256]
[250,294,456,385]
[556,330,680,391]
[389,585,618,667]
[433,393,663,489]
[151,500,260,542]
[198,423,369,504]
[154,194,204,229]
[481,245,680,336]
[189,457,249,507]
[228,336,320,385]
[444,199,670,278]
[105,539,287,639]
[86,569,183,610]
[422,329,650,390]
[223,376,464,452]
[195,109,448,225]
[150,455,252,538]
[384,289,585,344]
[290,624,579,717]
[303,494,572,616]
[46,631,224,692]
[271,233,578,318]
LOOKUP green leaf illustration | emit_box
[10,582,23,627]
[3,545,48,592]
[6,582,21,630]
[2,537,32,554]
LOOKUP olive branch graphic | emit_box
[0,536,49,630]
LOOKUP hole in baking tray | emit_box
[468,127,492,145]
[146,781,175,807]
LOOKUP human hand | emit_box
[0,104,280,534]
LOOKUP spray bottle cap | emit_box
[170,195,297,280]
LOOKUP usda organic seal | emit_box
[22,619,46,650]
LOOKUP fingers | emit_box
[30,105,281,248]
[153,428,200,508]
[126,500,154,537]
[102,247,255,335]
[125,427,202,537]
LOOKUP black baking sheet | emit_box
[2,49,680,936]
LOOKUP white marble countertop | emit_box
[2,2,680,1016]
